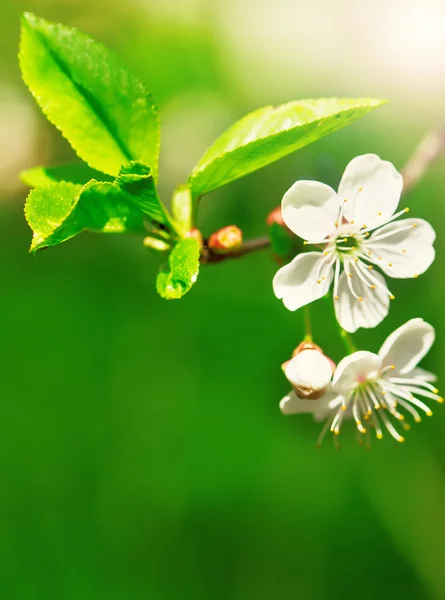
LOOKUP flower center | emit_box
[334,233,361,256]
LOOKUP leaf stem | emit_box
[339,328,358,354]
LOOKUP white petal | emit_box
[280,388,342,421]
[334,269,390,333]
[273,252,334,312]
[338,154,403,229]
[281,180,338,240]
[333,351,382,395]
[378,318,435,375]
[366,218,435,278]
[408,367,437,383]
[285,349,332,392]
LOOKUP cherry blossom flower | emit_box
[280,318,442,445]
[273,154,436,332]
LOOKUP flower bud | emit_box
[208,225,243,254]
[186,228,203,248]
[267,206,286,228]
[143,236,171,252]
[283,346,334,400]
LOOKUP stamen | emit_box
[388,377,439,394]
[360,207,411,235]
[354,257,396,298]
[395,398,422,423]
[370,412,384,440]
[352,393,367,433]
[317,416,335,448]
[344,260,362,300]
[367,222,416,243]
[379,410,405,442]
[333,258,341,301]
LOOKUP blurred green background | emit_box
[1,0,445,598]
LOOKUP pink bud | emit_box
[267,206,286,227]
[208,225,243,254]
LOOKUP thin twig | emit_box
[402,124,445,195]
[202,236,270,263]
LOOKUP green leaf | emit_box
[25,180,147,254]
[19,13,160,178]
[269,222,293,260]
[156,238,200,300]
[20,162,113,188]
[189,98,386,198]
[171,185,193,234]
[116,161,173,228]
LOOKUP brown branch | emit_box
[402,124,445,195]
[202,236,270,263]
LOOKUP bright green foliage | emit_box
[189,98,385,199]
[269,222,294,260]
[171,185,193,234]
[20,162,113,188]
[156,238,200,299]
[19,13,160,178]
[25,180,147,253]
[116,162,174,230]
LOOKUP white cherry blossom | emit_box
[273,154,436,332]
[280,318,442,446]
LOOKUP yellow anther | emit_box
[391,365,396,370]
[405,207,410,212]
[350,220,355,224]
[354,258,359,262]
[303,241,308,245]
[368,265,373,270]
[415,417,422,423]
[397,436,405,443]
[438,397,444,404]
[317,280,321,284]
[378,256,382,260]
[334,295,339,300]
[343,237,348,242]
[358,296,363,302]
[371,285,376,289]
[377,211,382,216]
[413,273,418,278]
[367,251,372,256]
[352,246,356,250]
[433,387,439,394]
[322,276,325,281]
[402,249,407,253]
[427,410,433,417]
[323,250,329,256]
[365,232,370,237]
[362,224,367,228]
[412,223,417,227]
[376,432,383,440]
[344,199,348,203]
[347,273,352,277]
[390,295,395,300]
[358,187,363,192]
[388,262,393,267]
[403,423,411,431]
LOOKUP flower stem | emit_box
[304,305,313,342]
[339,328,358,354]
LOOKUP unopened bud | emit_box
[143,236,171,252]
[186,228,203,248]
[208,225,243,254]
[283,347,334,400]
[267,206,286,228]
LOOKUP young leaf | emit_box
[116,161,174,229]
[25,180,147,254]
[171,185,193,234]
[189,98,385,198]
[20,163,113,188]
[156,238,200,300]
[19,13,160,178]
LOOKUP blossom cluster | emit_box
[273,155,440,445]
